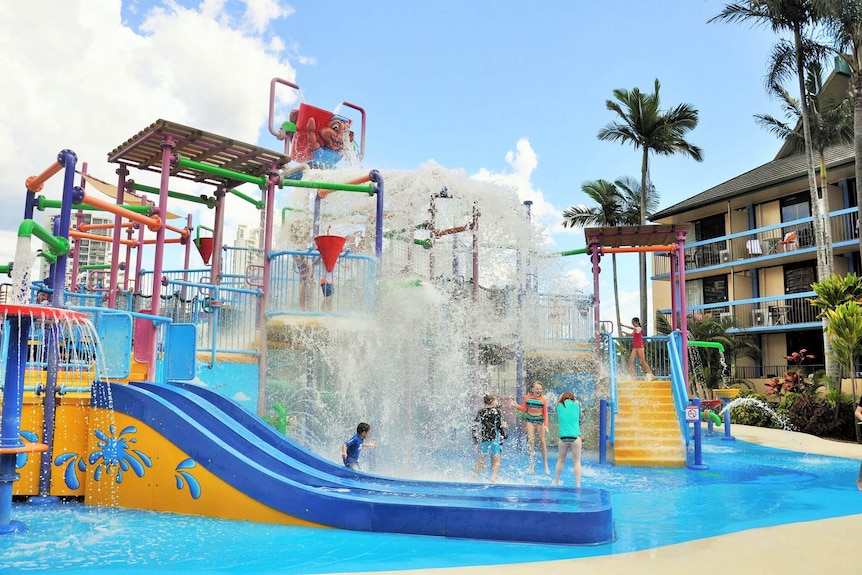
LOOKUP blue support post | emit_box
[599,398,608,464]
[721,397,736,441]
[0,314,32,534]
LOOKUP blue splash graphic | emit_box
[174,458,202,499]
[88,424,152,483]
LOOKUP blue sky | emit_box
[1,0,793,325]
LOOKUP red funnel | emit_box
[314,235,346,272]
[195,237,214,265]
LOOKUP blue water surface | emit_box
[2,434,861,574]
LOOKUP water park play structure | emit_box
[0,78,736,546]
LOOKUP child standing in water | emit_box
[510,381,550,474]
[342,422,375,471]
[472,394,508,483]
[621,317,654,380]
[552,392,582,488]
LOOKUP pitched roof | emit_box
[651,143,855,220]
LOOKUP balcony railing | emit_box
[652,207,859,277]
[657,291,821,332]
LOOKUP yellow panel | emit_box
[85,407,325,527]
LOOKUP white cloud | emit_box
[0,0,297,237]
[232,391,251,401]
[471,138,563,240]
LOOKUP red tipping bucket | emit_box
[195,237,214,265]
[291,103,340,164]
[314,235,346,273]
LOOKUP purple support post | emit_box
[211,188,226,286]
[33,321,61,503]
[69,162,88,294]
[50,150,77,308]
[523,200,534,292]
[108,163,129,308]
[151,138,175,319]
[257,166,278,416]
[371,170,383,261]
[0,313,32,534]
[676,230,689,394]
[312,193,322,239]
[134,198,146,295]
[181,214,192,302]
[123,225,134,291]
[669,251,678,333]
[471,202,479,303]
[589,235,602,357]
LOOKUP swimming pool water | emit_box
[2,434,861,574]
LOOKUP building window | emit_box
[780,194,811,223]
[702,275,728,304]
[694,213,725,241]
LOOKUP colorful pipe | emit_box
[281,178,375,194]
[174,155,267,188]
[77,192,161,232]
[133,182,214,208]
[69,230,136,247]
[37,196,152,215]
[18,220,70,264]
[688,340,725,353]
[25,161,63,193]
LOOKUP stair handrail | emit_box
[667,330,691,445]
[602,331,619,445]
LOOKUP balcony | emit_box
[657,291,821,333]
[652,207,859,279]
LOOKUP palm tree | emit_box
[712,1,830,278]
[817,0,862,261]
[615,176,661,228]
[562,180,625,327]
[824,300,862,442]
[755,62,853,275]
[810,273,862,387]
[598,79,703,332]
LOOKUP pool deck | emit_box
[335,425,862,575]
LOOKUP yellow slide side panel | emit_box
[84,407,324,528]
[11,395,91,496]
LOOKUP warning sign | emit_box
[685,405,699,422]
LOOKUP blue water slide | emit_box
[102,381,613,545]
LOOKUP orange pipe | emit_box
[143,237,184,245]
[165,223,190,238]
[69,230,137,246]
[25,161,64,192]
[80,192,162,232]
[602,245,675,254]
[79,221,135,232]
[317,174,373,199]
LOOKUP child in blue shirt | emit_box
[342,422,375,471]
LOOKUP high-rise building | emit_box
[39,213,114,289]
[230,223,262,277]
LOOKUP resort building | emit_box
[650,63,856,382]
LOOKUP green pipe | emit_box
[18,219,70,264]
[281,206,295,224]
[280,178,375,194]
[0,264,10,276]
[196,225,214,245]
[133,183,212,207]
[688,340,725,353]
[231,189,263,210]
[383,230,432,249]
[560,247,588,257]
[80,264,111,271]
[175,155,267,187]
[37,196,152,215]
